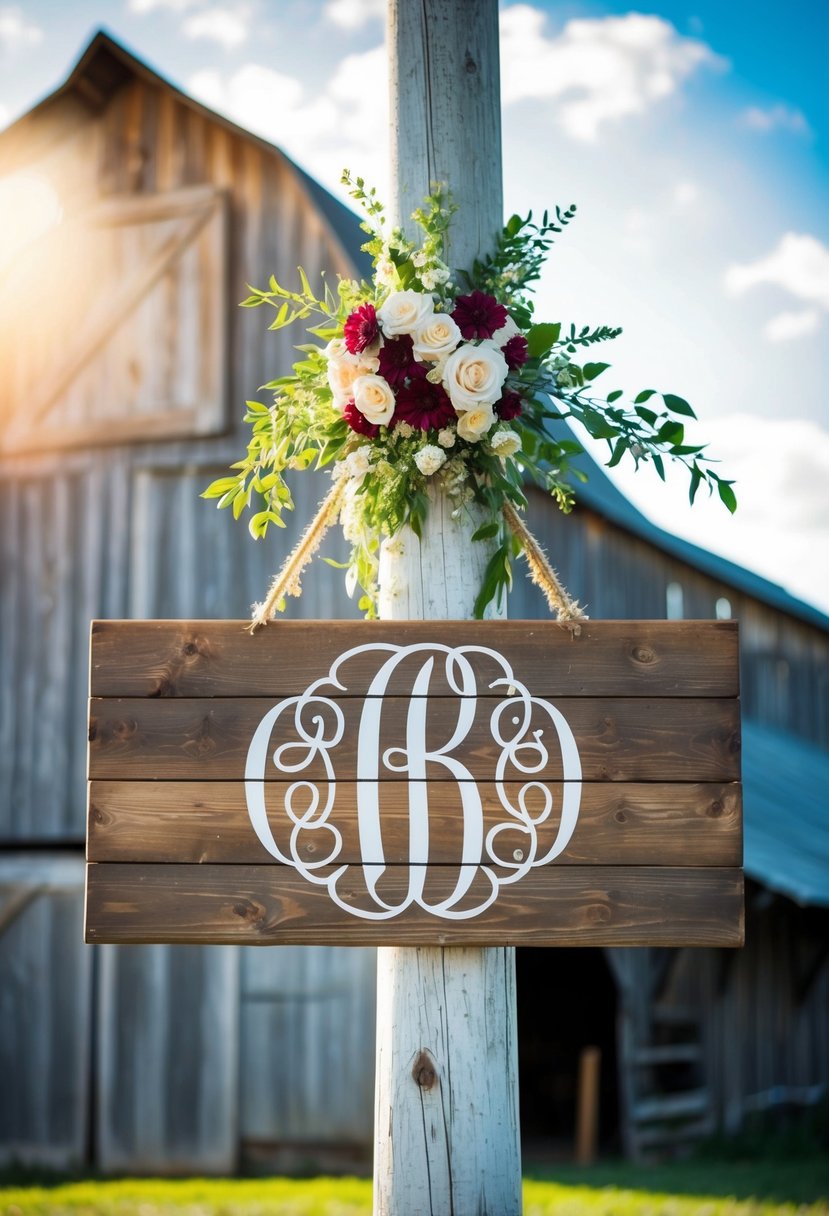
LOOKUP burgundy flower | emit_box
[451,290,508,340]
[343,303,379,354]
[394,379,456,431]
[378,334,426,386]
[502,334,528,370]
[343,398,379,437]
[496,390,523,421]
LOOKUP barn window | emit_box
[666,582,684,620]
[716,597,732,620]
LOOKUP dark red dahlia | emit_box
[343,303,379,354]
[496,390,523,421]
[394,379,456,431]
[378,334,427,386]
[502,334,528,370]
[451,290,508,340]
[343,398,379,437]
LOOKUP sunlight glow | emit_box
[0,172,63,274]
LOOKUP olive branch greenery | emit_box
[204,172,736,620]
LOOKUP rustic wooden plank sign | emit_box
[85,619,744,946]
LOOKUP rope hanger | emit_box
[250,483,587,631]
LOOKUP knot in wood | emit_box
[412,1050,437,1091]
[632,645,655,665]
[708,798,724,818]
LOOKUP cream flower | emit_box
[353,373,396,426]
[457,405,496,442]
[490,429,521,457]
[442,342,508,412]
[414,444,447,476]
[413,313,462,363]
[378,289,435,337]
[327,350,380,407]
[437,427,456,448]
[344,445,373,482]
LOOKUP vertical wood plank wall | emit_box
[0,67,827,1170]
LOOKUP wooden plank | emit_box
[89,619,739,698]
[88,780,742,867]
[88,695,741,782]
[84,863,745,947]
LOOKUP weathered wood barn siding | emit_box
[511,495,829,1156]
[0,35,371,1173]
[1,31,827,1172]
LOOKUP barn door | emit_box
[0,186,228,454]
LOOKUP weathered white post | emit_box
[374,4,522,1214]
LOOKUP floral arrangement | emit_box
[204,172,735,621]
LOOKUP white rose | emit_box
[437,427,456,448]
[442,342,509,412]
[457,405,496,442]
[414,445,447,476]
[490,429,521,457]
[353,373,396,426]
[413,314,462,363]
[378,289,435,337]
[327,350,380,407]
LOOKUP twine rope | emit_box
[249,479,346,632]
[250,484,586,628]
[502,501,588,623]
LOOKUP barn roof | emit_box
[1,29,371,276]
[743,721,829,908]
[10,32,827,633]
[558,431,829,633]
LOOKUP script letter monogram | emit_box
[245,644,582,920]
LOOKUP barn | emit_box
[1,31,827,1172]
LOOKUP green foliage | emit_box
[205,173,736,620]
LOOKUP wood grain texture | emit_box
[85,862,744,947]
[89,619,739,698]
[88,780,742,866]
[88,695,741,781]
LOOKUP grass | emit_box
[528,1158,829,1205]
[0,1167,827,1216]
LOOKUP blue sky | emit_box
[1,0,828,613]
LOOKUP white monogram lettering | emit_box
[244,643,582,920]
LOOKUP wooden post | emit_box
[373,4,522,1213]
[575,1046,601,1165]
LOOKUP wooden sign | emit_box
[85,620,743,946]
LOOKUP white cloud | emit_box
[189,63,304,129]
[0,6,42,53]
[672,180,700,208]
[324,0,385,29]
[725,233,829,310]
[764,308,821,343]
[188,46,388,195]
[613,414,829,614]
[740,103,809,136]
[499,7,724,141]
[182,5,250,49]
[129,0,197,11]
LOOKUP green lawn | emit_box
[1,1170,827,1216]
